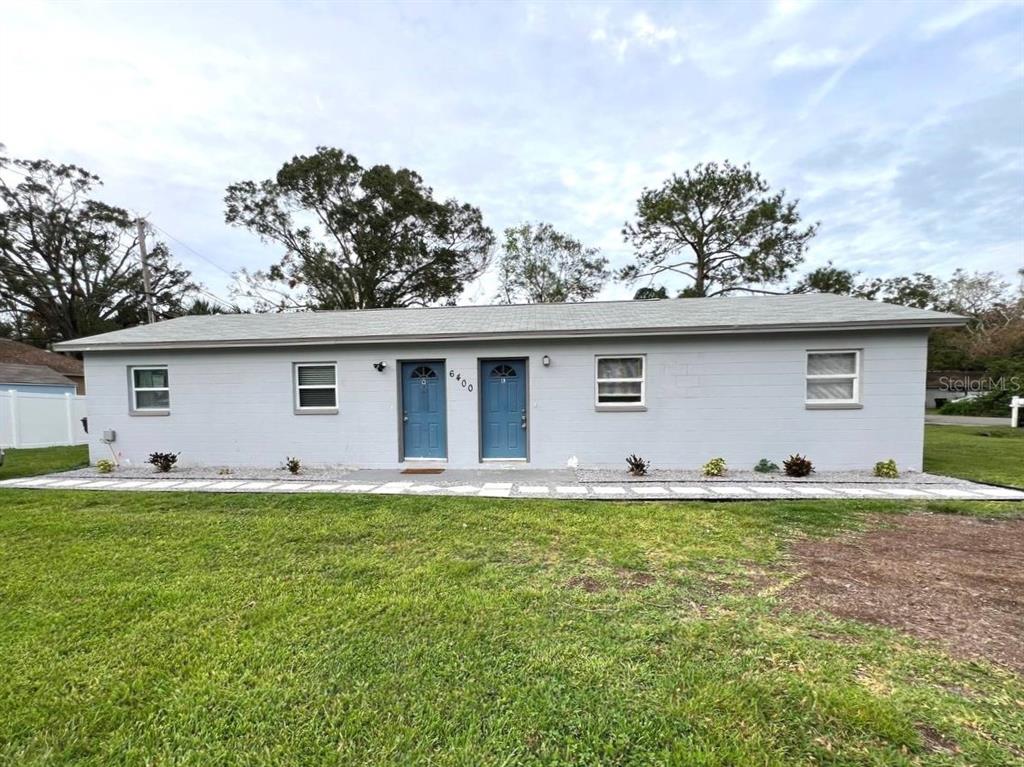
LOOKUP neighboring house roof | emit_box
[925,370,992,389]
[0,338,84,378]
[0,362,78,387]
[54,294,967,353]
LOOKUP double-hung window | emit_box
[129,366,170,414]
[806,350,860,406]
[294,363,338,412]
[595,355,645,408]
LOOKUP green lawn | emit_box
[924,424,1024,488]
[0,444,89,480]
[1,490,1022,766]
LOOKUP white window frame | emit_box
[129,365,170,414]
[294,362,338,413]
[594,354,646,410]
[805,350,861,406]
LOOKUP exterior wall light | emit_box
[542,355,551,367]
[373,361,388,372]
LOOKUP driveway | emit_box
[926,414,1011,427]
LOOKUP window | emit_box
[595,355,645,408]
[410,365,438,379]
[294,363,337,411]
[806,350,860,405]
[129,366,170,413]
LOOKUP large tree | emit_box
[0,154,196,345]
[633,285,669,300]
[225,147,495,311]
[793,263,947,310]
[620,161,817,297]
[792,261,879,299]
[496,222,608,304]
[793,264,1023,368]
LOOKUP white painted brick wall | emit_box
[83,329,929,470]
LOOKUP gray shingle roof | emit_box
[0,362,78,387]
[54,295,966,352]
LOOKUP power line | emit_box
[3,167,241,316]
[127,214,237,314]
[4,165,237,282]
[192,286,239,312]
[140,219,240,311]
[0,163,30,179]
[148,221,235,278]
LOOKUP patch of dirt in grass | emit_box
[700,562,786,599]
[915,723,960,755]
[565,570,658,593]
[616,569,656,590]
[938,683,978,701]
[784,513,1024,673]
[565,575,605,593]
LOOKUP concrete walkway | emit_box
[3,473,1022,501]
[925,414,1012,427]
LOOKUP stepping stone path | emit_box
[2,475,1022,501]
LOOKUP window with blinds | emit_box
[806,350,860,405]
[595,355,645,408]
[294,363,338,410]
[129,366,170,412]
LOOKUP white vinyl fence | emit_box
[0,390,89,449]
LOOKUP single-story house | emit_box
[0,362,80,396]
[0,338,86,393]
[55,295,965,471]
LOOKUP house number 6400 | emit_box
[449,369,473,392]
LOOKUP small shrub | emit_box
[754,458,779,474]
[626,454,650,476]
[147,452,179,473]
[783,454,813,477]
[702,457,727,477]
[95,459,115,474]
[873,459,899,479]
[284,456,301,475]
[938,389,1012,418]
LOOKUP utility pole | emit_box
[137,218,156,324]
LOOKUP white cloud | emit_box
[629,11,678,45]
[1,0,1020,304]
[590,10,681,62]
[919,0,1012,38]
[774,0,816,17]
[799,40,879,118]
[772,44,846,72]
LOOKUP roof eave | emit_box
[54,316,968,353]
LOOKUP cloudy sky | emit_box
[1,0,1022,304]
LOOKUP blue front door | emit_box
[480,359,527,459]
[402,361,446,459]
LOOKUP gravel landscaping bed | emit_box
[54,463,978,488]
[58,464,363,482]
[574,467,973,485]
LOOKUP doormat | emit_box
[401,468,445,475]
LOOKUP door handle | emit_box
[403,414,408,422]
